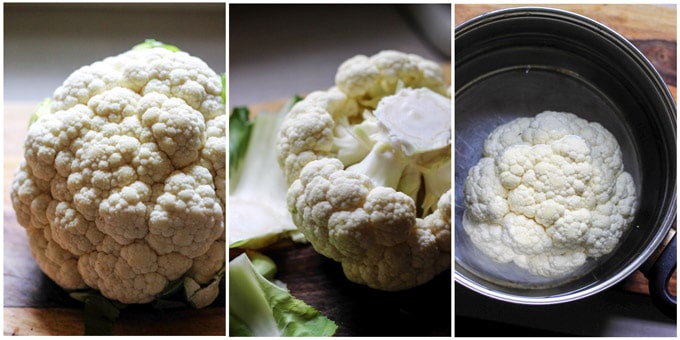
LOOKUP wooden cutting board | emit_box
[455,3,677,298]
[3,103,225,336]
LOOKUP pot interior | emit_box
[454,8,676,303]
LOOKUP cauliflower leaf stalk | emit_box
[229,251,337,336]
[229,106,253,182]
[28,97,52,127]
[229,97,307,249]
[10,40,226,333]
[277,50,452,291]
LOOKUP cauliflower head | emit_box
[10,43,225,304]
[463,111,637,277]
[277,50,451,291]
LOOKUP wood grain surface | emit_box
[455,3,677,299]
[455,4,677,41]
[3,103,226,336]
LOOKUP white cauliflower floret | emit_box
[463,111,637,277]
[11,44,225,304]
[335,50,448,107]
[277,50,451,291]
[288,159,451,291]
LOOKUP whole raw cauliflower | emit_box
[277,50,451,291]
[10,42,225,305]
[463,111,637,277]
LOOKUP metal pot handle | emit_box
[643,232,676,319]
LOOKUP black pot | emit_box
[455,7,676,318]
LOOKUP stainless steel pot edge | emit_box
[454,6,677,305]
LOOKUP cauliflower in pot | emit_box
[277,50,451,291]
[10,41,225,305]
[463,111,637,278]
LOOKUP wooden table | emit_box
[455,2,677,300]
[3,103,226,335]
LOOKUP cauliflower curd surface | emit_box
[463,111,637,278]
[11,46,225,304]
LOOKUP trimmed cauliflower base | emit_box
[11,47,225,304]
[463,111,637,277]
[277,50,451,291]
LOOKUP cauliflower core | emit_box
[11,46,225,304]
[277,50,451,291]
[463,111,637,277]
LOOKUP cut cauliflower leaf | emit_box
[463,111,637,278]
[229,251,337,337]
[277,50,451,291]
[229,97,307,249]
[10,40,225,310]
